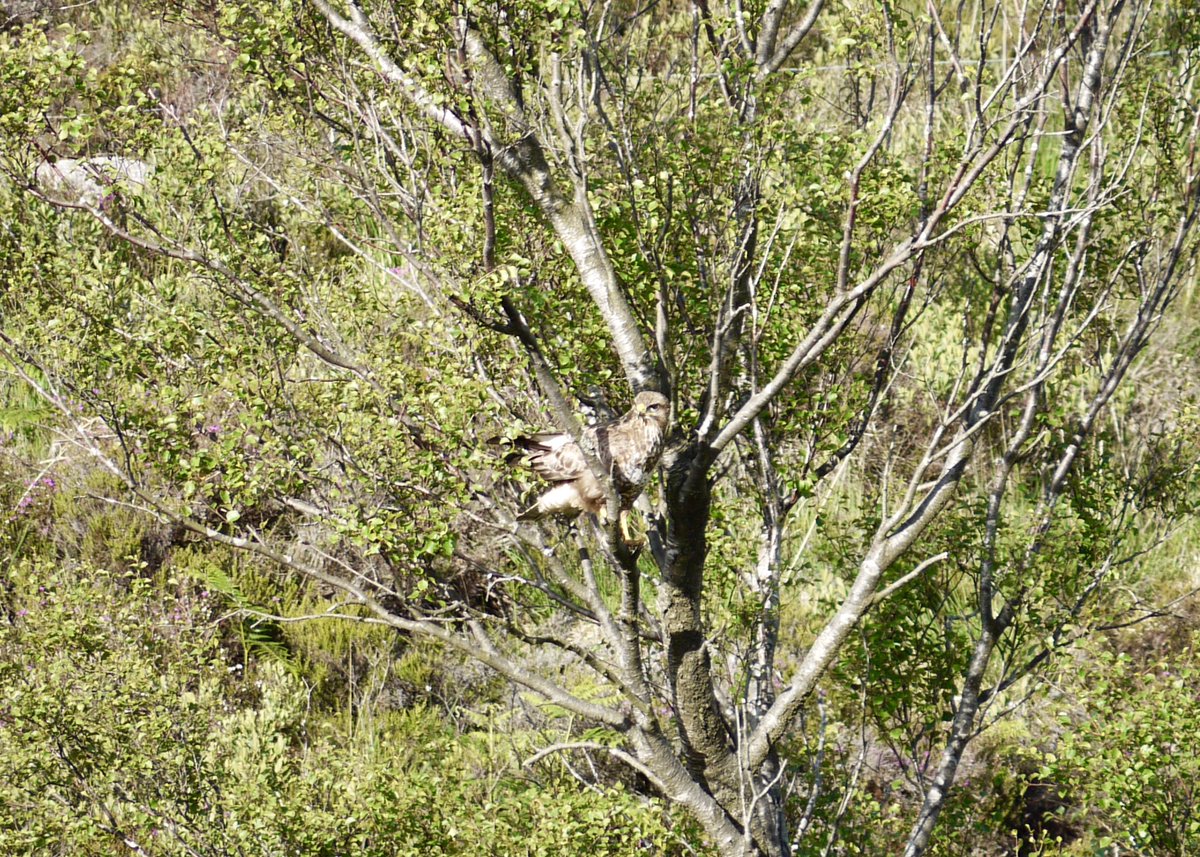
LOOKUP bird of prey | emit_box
[507,391,669,535]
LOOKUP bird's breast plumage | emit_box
[607,415,665,505]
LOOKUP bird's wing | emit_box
[516,432,590,482]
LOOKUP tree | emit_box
[1,0,1198,854]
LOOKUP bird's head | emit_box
[633,391,670,430]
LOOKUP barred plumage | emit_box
[508,391,669,522]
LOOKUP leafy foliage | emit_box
[0,0,1199,855]
[0,558,704,856]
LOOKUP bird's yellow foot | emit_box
[618,510,646,549]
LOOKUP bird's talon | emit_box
[618,511,646,548]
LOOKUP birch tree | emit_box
[2,0,1198,854]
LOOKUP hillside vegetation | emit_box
[1,0,1199,854]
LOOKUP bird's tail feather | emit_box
[516,504,544,522]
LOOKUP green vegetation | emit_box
[0,0,1198,854]
[0,522,702,855]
